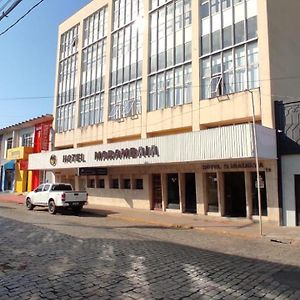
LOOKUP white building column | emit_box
[196,172,206,215]
[161,173,167,212]
[179,173,186,213]
[217,172,225,216]
[245,171,253,219]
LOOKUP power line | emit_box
[0,0,22,22]
[0,0,14,15]
[0,96,53,101]
[0,0,45,37]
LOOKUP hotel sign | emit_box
[28,124,277,171]
[48,145,159,167]
[95,145,159,161]
[63,153,86,163]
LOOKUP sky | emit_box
[0,0,91,129]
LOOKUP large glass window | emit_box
[109,0,143,120]
[148,0,192,111]
[200,0,259,99]
[56,25,79,132]
[148,63,192,110]
[80,7,107,127]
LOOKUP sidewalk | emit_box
[1,192,299,246]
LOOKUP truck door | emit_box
[31,184,44,204]
[41,184,51,204]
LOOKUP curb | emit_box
[86,208,263,240]
[85,208,300,245]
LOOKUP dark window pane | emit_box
[223,25,232,48]
[135,179,143,189]
[124,179,131,189]
[247,16,257,39]
[201,34,210,55]
[201,3,209,19]
[185,41,192,60]
[235,21,245,44]
[166,48,174,67]
[212,30,221,51]
[175,45,184,64]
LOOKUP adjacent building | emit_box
[28,0,300,225]
[0,115,53,193]
[275,101,300,227]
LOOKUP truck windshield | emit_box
[51,184,73,191]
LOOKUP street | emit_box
[0,202,300,300]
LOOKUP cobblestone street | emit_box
[0,203,300,299]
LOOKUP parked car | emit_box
[25,183,88,214]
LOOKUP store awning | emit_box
[3,160,15,170]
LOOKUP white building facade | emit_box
[28,0,300,224]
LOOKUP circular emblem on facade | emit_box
[50,155,57,166]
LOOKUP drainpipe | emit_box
[274,101,284,226]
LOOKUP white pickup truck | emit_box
[25,183,88,214]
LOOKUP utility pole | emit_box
[0,0,23,22]
[248,89,263,236]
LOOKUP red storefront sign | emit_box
[34,122,52,153]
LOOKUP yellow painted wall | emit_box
[15,162,28,193]
[27,171,32,192]
[7,147,33,160]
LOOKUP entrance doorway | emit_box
[152,174,162,210]
[295,175,300,226]
[224,172,246,217]
[5,169,14,191]
[185,173,196,213]
[167,173,180,209]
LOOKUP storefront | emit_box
[5,147,33,193]
[28,124,279,221]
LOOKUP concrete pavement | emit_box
[0,192,299,246]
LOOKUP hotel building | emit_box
[29,0,300,224]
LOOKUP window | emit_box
[148,63,191,111]
[21,133,33,147]
[135,178,143,190]
[148,0,192,112]
[56,25,79,133]
[111,178,119,189]
[109,0,144,120]
[6,137,13,150]
[96,179,105,188]
[123,178,131,189]
[80,7,107,128]
[51,184,73,191]
[87,178,95,188]
[43,184,50,191]
[35,185,44,192]
[200,0,259,99]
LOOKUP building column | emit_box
[217,172,225,216]
[179,173,186,213]
[245,171,253,219]
[161,173,167,211]
[74,175,80,191]
[141,0,149,139]
[195,172,206,215]
[265,161,280,223]
[191,0,200,131]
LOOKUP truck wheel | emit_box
[26,198,34,210]
[48,200,57,215]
